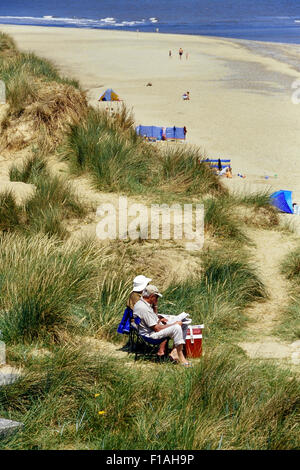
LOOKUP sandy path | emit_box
[238,228,300,367]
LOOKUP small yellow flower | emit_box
[94,393,100,398]
[98,410,106,415]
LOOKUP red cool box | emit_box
[185,325,204,358]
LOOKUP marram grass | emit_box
[0,345,298,450]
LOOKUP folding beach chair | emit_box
[203,158,231,169]
[129,317,170,362]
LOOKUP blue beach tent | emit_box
[135,125,162,140]
[136,125,185,140]
[166,127,185,140]
[98,88,120,101]
[270,190,294,214]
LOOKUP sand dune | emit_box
[1,24,300,222]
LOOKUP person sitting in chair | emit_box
[128,276,167,358]
[133,285,191,366]
[127,275,152,310]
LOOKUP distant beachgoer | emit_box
[169,50,172,58]
[218,158,222,172]
[186,91,190,100]
[225,166,232,178]
[179,48,183,59]
[183,126,187,139]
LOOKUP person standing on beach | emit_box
[179,47,183,59]
[169,50,172,58]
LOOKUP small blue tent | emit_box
[270,190,294,214]
[98,89,120,101]
[135,126,162,140]
[136,125,186,140]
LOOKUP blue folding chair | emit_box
[129,316,170,362]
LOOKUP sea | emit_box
[1,0,300,44]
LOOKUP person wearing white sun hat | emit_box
[133,285,191,366]
[127,275,152,311]
[127,276,169,358]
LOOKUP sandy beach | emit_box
[1,24,300,215]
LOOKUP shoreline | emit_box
[1,23,300,75]
[1,24,300,227]
[2,22,300,45]
[2,21,300,47]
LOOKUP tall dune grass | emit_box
[160,248,266,335]
[279,245,300,340]
[0,32,16,55]
[0,345,298,450]
[0,51,80,93]
[74,272,132,340]
[9,153,87,238]
[0,234,110,343]
[63,107,224,197]
[0,190,22,233]
[204,197,247,242]
[281,245,300,280]
[64,107,154,192]
[0,47,87,150]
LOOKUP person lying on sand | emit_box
[133,285,192,366]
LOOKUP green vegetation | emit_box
[279,245,300,340]
[0,190,22,232]
[161,248,266,338]
[0,234,110,343]
[0,32,16,55]
[63,107,223,196]
[0,345,298,450]
[0,42,87,152]
[0,51,80,113]
[8,153,87,238]
[0,31,298,451]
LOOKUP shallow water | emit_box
[1,0,300,44]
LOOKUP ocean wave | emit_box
[99,17,116,23]
[0,15,156,28]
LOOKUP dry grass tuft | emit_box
[0,81,88,151]
[25,82,88,148]
[0,32,17,56]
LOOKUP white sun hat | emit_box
[132,275,152,292]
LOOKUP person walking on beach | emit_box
[179,47,183,59]
[169,50,172,58]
